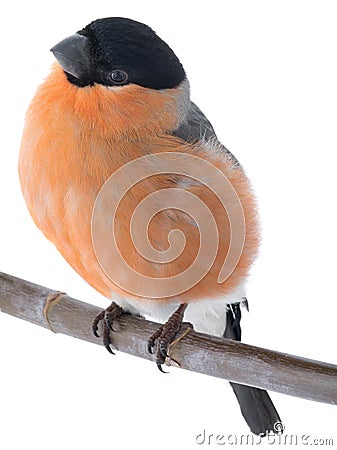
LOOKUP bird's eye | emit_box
[109,70,128,85]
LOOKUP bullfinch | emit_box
[19,17,281,435]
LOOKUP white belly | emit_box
[110,280,246,336]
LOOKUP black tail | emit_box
[224,301,282,436]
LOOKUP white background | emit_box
[1,1,337,449]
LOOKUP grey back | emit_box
[172,102,240,166]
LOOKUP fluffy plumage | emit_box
[19,17,280,435]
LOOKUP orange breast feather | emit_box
[19,64,259,303]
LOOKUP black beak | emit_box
[50,33,91,79]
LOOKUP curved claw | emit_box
[147,343,154,354]
[92,327,100,338]
[92,310,105,338]
[157,364,168,374]
[105,344,115,355]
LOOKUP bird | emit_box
[19,17,281,435]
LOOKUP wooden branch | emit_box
[0,271,336,405]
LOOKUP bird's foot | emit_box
[92,302,124,354]
[147,303,193,372]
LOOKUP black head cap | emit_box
[51,17,186,90]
